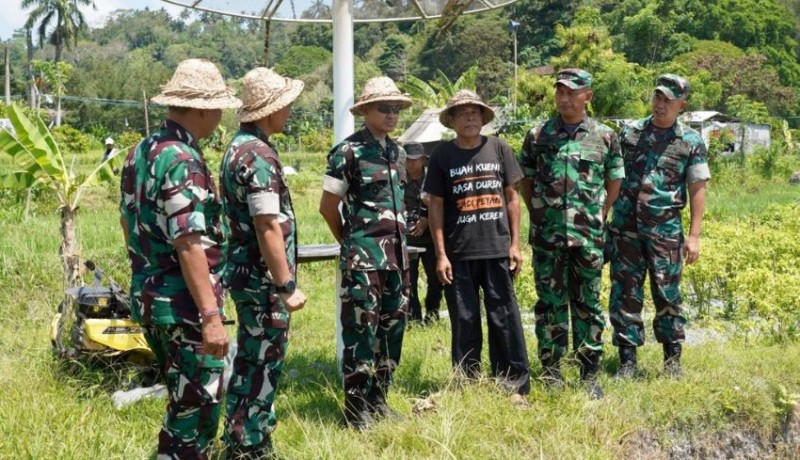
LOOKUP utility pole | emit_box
[143,90,150,137]
[4,43,10,106]
[508,20,521,114]
[26,28,34,110]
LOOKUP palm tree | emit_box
[22,0,95,63]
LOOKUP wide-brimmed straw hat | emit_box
[439,89,494,129]
[350,76,412,115]
[238,67,304,123]
[151,59,241,110]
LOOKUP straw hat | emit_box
[151,59,241,110]
[350,76,412,115]
[439,89,494,129]
[238,68,304,123]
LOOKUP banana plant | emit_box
[400,65,478,109]
[0,103,116,289]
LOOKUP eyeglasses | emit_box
[376,104,402,115]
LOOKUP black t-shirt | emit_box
[424,136,523,260]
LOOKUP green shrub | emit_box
[116,130,144,150]
[52,125,94,154]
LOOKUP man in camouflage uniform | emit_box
[319,76,411,430]
[608,74,710,379]
[519,69,624,399]
[119,59,240,459]
[219,68,306,459]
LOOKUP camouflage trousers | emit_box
[533,244,605,361]
[143,323,225,460]
[340,269,409,396]
[223,295,289,449]
[608,229,686,346]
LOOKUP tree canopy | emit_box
[6,0,800,136]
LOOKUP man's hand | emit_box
[280,289,307,312]
[684,235,701,265]
[436,254,453,285]
[201,316,229,360]
[410,217,428,237]
[509,244,522,277]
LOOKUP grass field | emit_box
[0,150,799,459]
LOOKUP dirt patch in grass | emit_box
[621,407,800,459]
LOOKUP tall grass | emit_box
[1,153,799,458]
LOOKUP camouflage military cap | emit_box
[655,74,690,100]
[555,68,592,89]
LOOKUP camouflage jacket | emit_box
[219,123,297,309]
[610,116,711,236]
[119,120,226,326]
[519,116,625,248]
[322,127,408,271]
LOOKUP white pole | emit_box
[332,0,355,144]
[331,0,356,382]
[513,29,518,113]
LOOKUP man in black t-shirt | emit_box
[425,90,531,405]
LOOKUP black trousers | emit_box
[444,257,531,395]
[408,244,444,321]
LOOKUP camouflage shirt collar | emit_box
[162,119,199,150]
[555,116,592,134]
[355,125,397,150]
[642,115,685,137]
[239,122,275,149]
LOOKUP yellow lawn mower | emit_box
[49,260,155,368]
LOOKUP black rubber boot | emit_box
[366,382,399,420]
[540,355,564,389]
[663,343,683,379]
[615,346,638,380]
[578,351,604,400]
[227,437,277,460]
[344,389,374,431]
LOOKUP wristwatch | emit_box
[275,279,296,294]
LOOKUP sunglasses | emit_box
[376,104,402,114]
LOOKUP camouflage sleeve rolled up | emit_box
[604,130,625,181]
[163,153,214,241]
[323,145,351,197]
[686,139,711,184]
[240,151,283,216]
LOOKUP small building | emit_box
[682,111,771,154]
[398,107,503,154]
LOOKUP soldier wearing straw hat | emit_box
[218,67,306,458]
[319,76,412,430]
[425,89,531,406]
[119,58,241,458]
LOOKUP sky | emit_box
[0,0,186,41]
